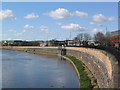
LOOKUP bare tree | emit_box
[94,32,113,46]
[73,36,79,46]
[77,33,84,41]
[74,33,91,46]
[105,32,112,46]
[84,33,91,41]
[77,33,84,45]
[94,32,106,46]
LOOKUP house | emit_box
[66,40,74,46]
[47,40,65,46]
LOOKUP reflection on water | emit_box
[2,50,79,88]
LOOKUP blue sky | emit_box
[1,2,118,41]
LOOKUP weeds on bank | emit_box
[66,55,93,89]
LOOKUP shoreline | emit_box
[2,47,98,88]
[60,55,81,87]
[64,55,98,88]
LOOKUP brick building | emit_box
[111,30,120,47]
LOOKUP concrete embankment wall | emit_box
[2,46,119,88]
[66,48,119,88]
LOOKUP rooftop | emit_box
[111,30,120,36]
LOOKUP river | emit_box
[2,50,79,88]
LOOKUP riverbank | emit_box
[2,46,118,88]
[63,55,98,88]
[1,46,58,55]
[1,46,98,88]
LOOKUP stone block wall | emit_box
[25,48,58,55]
[65,48,119,88]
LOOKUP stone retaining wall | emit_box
[66,49,119,88]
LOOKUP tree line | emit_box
[73,32,112,46]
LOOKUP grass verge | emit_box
[66,55,93,88]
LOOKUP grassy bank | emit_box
[66,55,96,88]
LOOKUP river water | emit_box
[2,50,79,88]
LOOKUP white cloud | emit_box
[60,23,85,32]
[0,9,16,20]
[24,24,34,29]
[8,29,17,33]
[56,22,63,26]
[15,32,23,36]
[7,29,28,37]
[24,13,39,19]
[93,14,115,22]
[45,8,73,19]
[45,8,89,19]
[22,30,27,33]
[90,22,103,26]
[40,25,50,34]
[91,28,103,33]
[75,11,88,17]
[14,30,28,36]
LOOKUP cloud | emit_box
[8,29,17,33]
[44,8,73,19]
[60,23,85,32]
[40,25,50,34]
[56,22,63,26]
[15,32,23,36]
[8,29,28,37]
[90,22,103,26]
[75,11,88,17]
[22,30,27,33]
[44,8,89,19]
[24,24,34,29]
[15,30,28,36]
[24,13,39,19]
[91,28,103,33]
[93,14,115,22]
[0,9,16,20]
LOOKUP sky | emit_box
[2,0,120,2]
[1,2,118,41]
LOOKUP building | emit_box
[1,40,40,46]
[66,40,74,46]
[111,30,120,47]
[47,40,65,46]
[2,40,14,46]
